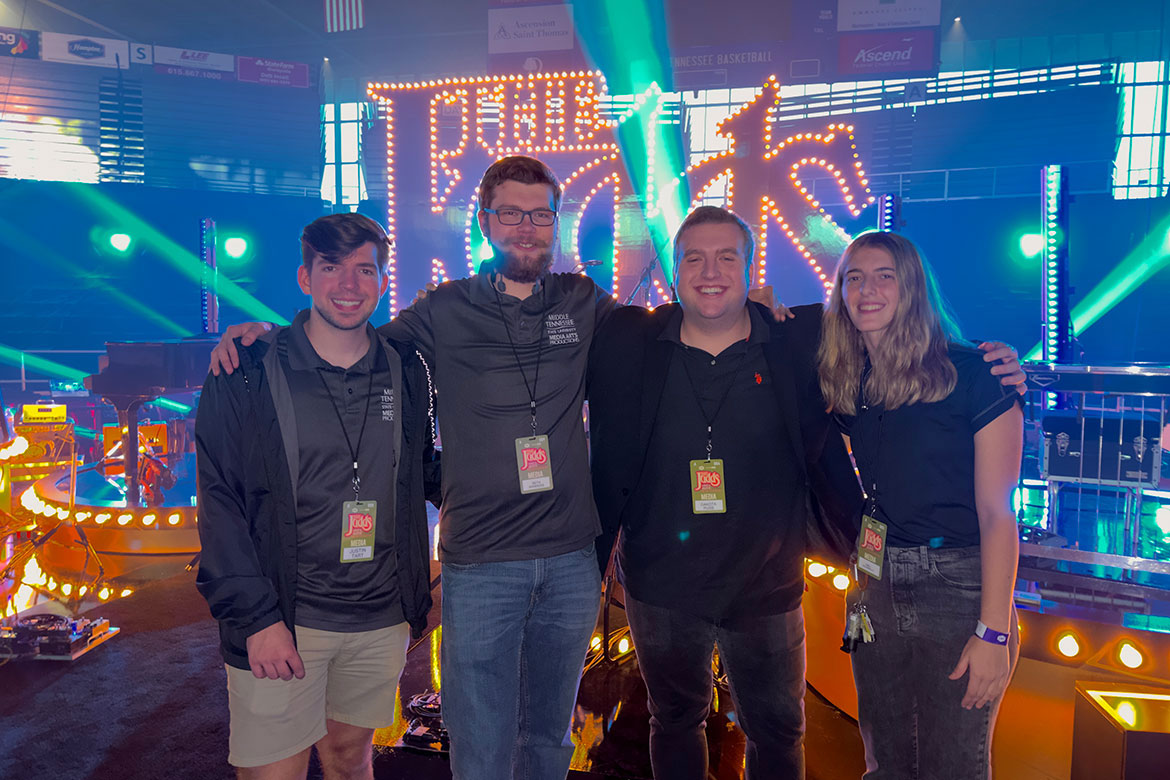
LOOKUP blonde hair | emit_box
[818,231,962,414]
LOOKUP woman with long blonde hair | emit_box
[818,231,1023,779]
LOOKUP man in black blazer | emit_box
[587,205,862,779]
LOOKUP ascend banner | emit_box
[838,27,936,77]
[41,32,128,69]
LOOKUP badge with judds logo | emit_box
[515,435,553,494]
[689,459,726,514]
[856,514,887,580]
[340,500,377,563]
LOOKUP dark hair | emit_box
[477,155,563,212]
[673,206,756,269]
[300,213,391,272]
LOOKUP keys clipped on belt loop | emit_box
[841,556,876,654]
[841,603,875,654]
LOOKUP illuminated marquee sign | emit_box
[368,71,874,311]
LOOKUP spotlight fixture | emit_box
[1056,632,1080,658]
[1118,641,1144,669]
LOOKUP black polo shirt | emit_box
[618,305,807,621]
[280,310,403,632]
[838,342,1020,548]
[384,269,615,564]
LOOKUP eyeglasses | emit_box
[482,207,557,227]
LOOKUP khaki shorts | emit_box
[225,622,410,768]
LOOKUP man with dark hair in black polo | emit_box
[196,213,438,779]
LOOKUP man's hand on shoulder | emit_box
[977,341,1027,396]
[747,285,795,322]
[208,322,274,377]
[245,622,305,681]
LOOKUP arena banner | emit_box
[488,1,584,74]
[237,56,310,88]
[154,45,235,72]
[41,32,128,69]
[129,42,152,65]
[0,27,38,59]
[837,0,940,32]
[838,27,937,77]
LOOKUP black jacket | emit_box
[587,301,863,572]
[194,328,440,670]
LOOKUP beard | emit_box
[497,246,554,284]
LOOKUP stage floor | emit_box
[0,566,866,780]
[368,581,866,780]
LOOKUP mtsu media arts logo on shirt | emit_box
[68,38,105,59]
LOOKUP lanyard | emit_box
[678,344,749,460]
[855,361,885,513]
[317,364,375,499]
[493,280,547,437]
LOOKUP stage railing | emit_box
[1018,362,1170,623]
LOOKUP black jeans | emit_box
[848,545,1019,780]
[624,594,806,780]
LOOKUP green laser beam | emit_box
[573,1,690,289]
[0,217,194,339]
[0,344,88,381]
[148,397,192,414]
[1024,214,1170,360]
[64,183,289,325]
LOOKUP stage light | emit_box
[1156,505,1170,536]
[120,588,133,597]
[1018,233,1043,259]
[117,513,132,526]
[617,637,631,654]
[98,588,110,601]
[590,635,602,650]
[108,233,132,253]
[1118,641,1144,669]
[832,573,851,591]
[223,236,249,259]
[167,512,181,526]
[1116,700,1137,727]
[1057,632,1081,658]
[60,583,72,596]
[807,562,828,578]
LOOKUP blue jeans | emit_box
[624,594,807,780]
[440,544,602,780]
[849,545,1019,780]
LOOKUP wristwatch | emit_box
[975,620,1009,646]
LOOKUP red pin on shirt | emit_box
[754,372,763,385]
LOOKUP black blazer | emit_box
[586,301,863,572]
